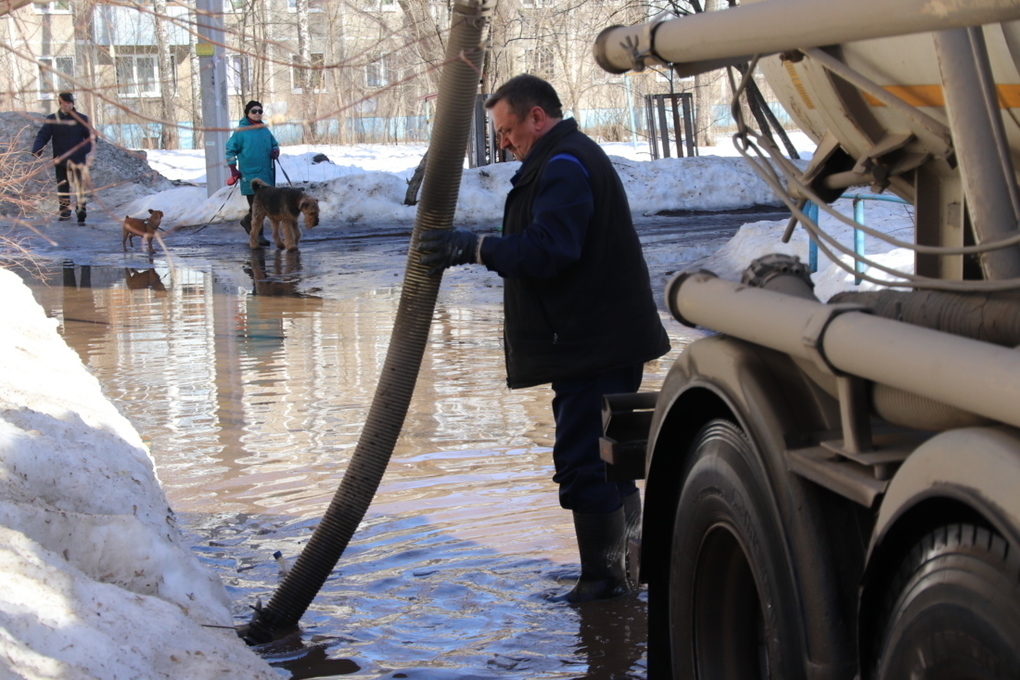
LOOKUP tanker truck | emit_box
[592,2,1020,678]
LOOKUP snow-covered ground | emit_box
[1,129,915,678]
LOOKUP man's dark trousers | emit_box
[54,162,84,211]
[551,364,642,514]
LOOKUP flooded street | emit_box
[13,212,761,678]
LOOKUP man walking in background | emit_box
[419,74,670,603]
[32,92,93,223]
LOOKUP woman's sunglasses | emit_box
[249,109,263,114]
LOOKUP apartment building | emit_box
[0,0,677,149]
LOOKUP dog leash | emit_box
[169,182,238,234]
[276,157,293,186]
[207,181,239,224]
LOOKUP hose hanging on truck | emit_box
[240,0,492,644]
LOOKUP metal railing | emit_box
[645,93,697,159]
[806,193,911,284]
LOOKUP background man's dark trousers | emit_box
[55,162,86,222]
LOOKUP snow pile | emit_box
[143,143,430,186]
[612,155,792,215]
[695,196,917,300]
[0,267,276,680]
[123,149,789,229]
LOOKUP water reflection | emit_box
[124,266,167,293]
[246,249,308,298]
[19,254,701,679]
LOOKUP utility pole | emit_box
[195,0,229,196]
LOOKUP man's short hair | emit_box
[485,74,563,120]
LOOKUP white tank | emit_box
[758,23,1020,204]
[593,1,1020,280]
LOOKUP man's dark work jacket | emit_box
[496,118,670,389]
[32,109,92,165]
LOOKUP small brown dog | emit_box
[249,178,319,251]
[122,209,165,253]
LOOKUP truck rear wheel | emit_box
[668,419,806,679]
[875,524,1020,679]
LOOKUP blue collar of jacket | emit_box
[511,118,578,187]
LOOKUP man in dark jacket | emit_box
[420,75,670,603]
[32,92,93,223]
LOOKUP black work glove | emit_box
[418,228,479,276]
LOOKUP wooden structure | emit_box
[645,92,697,159]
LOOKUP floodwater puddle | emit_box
[18,248,700,679]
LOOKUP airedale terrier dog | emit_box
[249,178,320,252]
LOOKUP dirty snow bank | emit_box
[0,267,276,679]
[121,152,791,229]
[695,196,917,300]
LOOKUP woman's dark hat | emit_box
[244,100,262,115]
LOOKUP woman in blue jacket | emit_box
[225,100,279,243]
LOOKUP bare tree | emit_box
[189,19,203,147]
[395,0,446,93]
[481,0,518,93]
[153,0,177,148]
[71,0,96,125]
[294,0,311,140]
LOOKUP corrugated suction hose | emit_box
[241,0,491,645]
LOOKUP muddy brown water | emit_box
[14,213,756,679]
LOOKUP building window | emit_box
[525,47,555,79]
[38,56,74,98]
[115,54,160,97]
[33,0,70,13]
[292,53,325,92]
[366,56,388,88]
[288,0,325,11]
[309,53,324,90]
[224,0,247,11]
[364,0,397,11]
[226,54,249,96]
[521,0,553,7]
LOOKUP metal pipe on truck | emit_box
[593,0,1020,77]
[669,271,1020,430]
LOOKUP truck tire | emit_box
[668,419,806,679]
[874,523,1020,679]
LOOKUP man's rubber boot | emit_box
[622,490,641,585]
[76,205,86,224]
[58,200,71,221]
[553,506,630,603]
[241,212,270,247]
